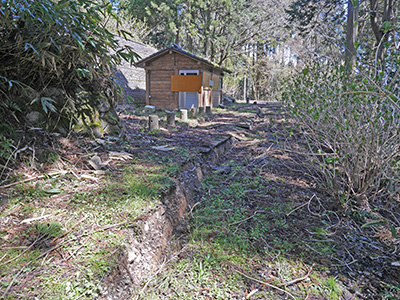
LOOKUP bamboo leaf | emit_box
[45,188,62,194]
[361,220,387,228]
[40,97,57,114]
[390,225,397,239]
[25,43,40,57]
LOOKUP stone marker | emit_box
[205,106,212,114]
[180,109,188,122]
[198,107,205,114]
[190,107,197,119]
[149,115,159,130]
[145,105,156,113]
[166,111,175,126]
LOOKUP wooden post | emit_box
[190,108,197,119]
[205,106,212,114]
[149,115,159,130]
[244,75,248,104]
[198,107,205,114]
[166,111,175,126]
[146,70,150,105]
[180,109,188,122]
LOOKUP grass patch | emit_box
[0,153,177,299]
[139,156,352,299]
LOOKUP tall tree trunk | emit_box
[187,34,193,52]
[244,75,248,103]
[175,27,180,45]
[370,0,393,68]
[345,0,359,68]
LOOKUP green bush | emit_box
[0,0,138,134]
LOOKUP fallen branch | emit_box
[1,260,32,298]
[0,235,44,266]
[287,195,316,217]
[187,201,202,218]
[0,174,46,189]
[234,269,297,300]
[94,214,151,233]
[0,141,20,180]
[0,170,67,189]
[94,221,128,233]
[286,201,309,217]
[276,265,313,287]
[66,235,91,261]
[51,215,88,244]
[37,243,63,260]
[21,214,52,224]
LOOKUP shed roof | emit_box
[135,45,231,74]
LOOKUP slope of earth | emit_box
[0,103,399,299]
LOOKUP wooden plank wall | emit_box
[212,90,222,107]
[145,51,224,109]
[148,69,176,109]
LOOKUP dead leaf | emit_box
[109,151,133,160]
[81,174,98,182]
[152,145,175,151]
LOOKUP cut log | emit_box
[149,115,159,130]
[180,109,188,122]
[205,106,212,114]
[190,108,197,119]
[166,111,175,126]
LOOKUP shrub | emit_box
[283,64,400,210]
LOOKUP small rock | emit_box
[26,111,41,124]
[215,165,231,174]
[128,251,136,263]
[144,105,156,113]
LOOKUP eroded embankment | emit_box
[102,136,234,299]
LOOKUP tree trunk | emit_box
[244,75,248,103]
[187,34,193,52]
[370,0,393,68]
[345,0,359,69]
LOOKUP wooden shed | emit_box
[135,45,231,110]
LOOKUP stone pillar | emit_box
[149,115,159,130]
[180,109,188,122]
[205,106,212,114]
[166,112,175,126]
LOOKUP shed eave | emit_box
[134,47,231,74]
